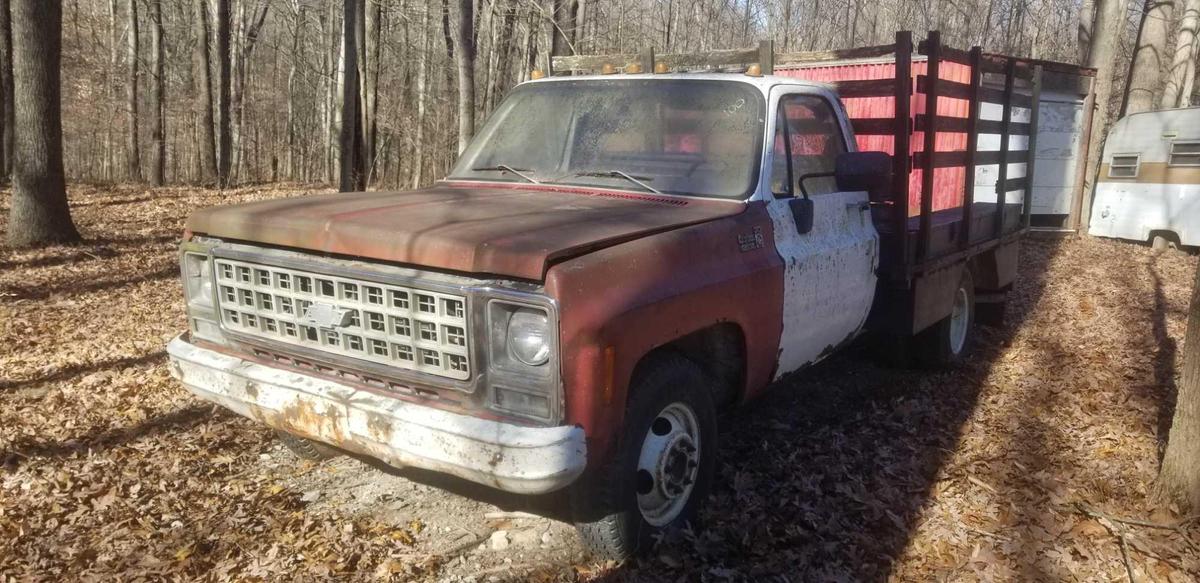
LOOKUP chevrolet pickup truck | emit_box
[167,33,1042,558]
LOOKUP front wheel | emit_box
[570,354,718,560]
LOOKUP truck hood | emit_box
[186,182,746,281]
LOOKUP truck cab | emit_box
[168,33,1036,559]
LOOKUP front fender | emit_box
[546,201,784,464]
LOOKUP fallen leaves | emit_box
[1,185,1199,581]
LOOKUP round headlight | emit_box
[507,309,550,366]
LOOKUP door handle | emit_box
[846,201,870,212]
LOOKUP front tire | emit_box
[914,269,975,368]
[571,354,718,560]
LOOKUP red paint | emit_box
[546,202,783,462]
[186,183,742,281]
[779,58,971,214]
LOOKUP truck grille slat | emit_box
[214,258,471,380]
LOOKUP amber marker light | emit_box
[625,62,643,74]
[746,63,763,77]
[530,69,546,79]
[654,62,669,74]
[600,63,616,75]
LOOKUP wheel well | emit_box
[630,324,746,409]
[1149,230,1180,245]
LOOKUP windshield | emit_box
[449,79,766,199]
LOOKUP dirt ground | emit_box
[1,184,1198,582]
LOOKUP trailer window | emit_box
[1169,142,1200,167]
[1109,154,1140,178]
[770,95,846,196]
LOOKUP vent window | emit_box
[1169,142,1200,167]
[1109,154,1140,178]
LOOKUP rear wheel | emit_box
[571,354,717,560]
[914,269,975,368]
[275,430,340,461]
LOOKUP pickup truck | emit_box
[166,32,1041,559]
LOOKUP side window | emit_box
[1109,154,1140,178]
[770,95,847,196]
[1168,142,1200,167]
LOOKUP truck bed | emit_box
[875,202,1024,266]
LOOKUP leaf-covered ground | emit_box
[1,185,1198,582]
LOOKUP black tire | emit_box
[975,300,1007,327]
[570,354,718,560]
[275,430,340,461]
[913,269,975,368]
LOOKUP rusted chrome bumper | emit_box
[166,334,586,494]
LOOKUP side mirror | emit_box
[789,197,814,234]
[835,151,892,197]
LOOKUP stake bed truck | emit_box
[167,32,1042,558]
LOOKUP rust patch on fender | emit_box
[366,412,394,443]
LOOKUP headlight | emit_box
[183,253,213,306]
[180,241,224,344]
[507,309,550,366]
[486,300,558,422]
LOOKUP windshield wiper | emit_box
[574,170,662,195]
[470,164,540,184]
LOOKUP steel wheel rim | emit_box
[635,402,701,527]
[949,286,969,355]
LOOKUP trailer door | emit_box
[765,90,879,378]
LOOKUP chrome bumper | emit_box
[166,334,586,494]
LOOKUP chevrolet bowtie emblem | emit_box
[302,302,353,329]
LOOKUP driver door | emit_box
[765,90,879,378]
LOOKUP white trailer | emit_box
[1088,107,1200,248]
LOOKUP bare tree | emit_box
[1159,263,1200,511]
[5,0,79,246]
[148,0,164,185]
[1078,0,1131,231]
[339,0,364,191]
[1124,0,1174,114]
[194,0,216,183]
[125,0,140,181]
[0,0,12,178]
[1162,0,1200,108]
[216,0,231,187]
[453,0,475,153]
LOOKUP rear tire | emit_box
[275,430,340,461]
[570,354,718,560]
[914,269,975,368]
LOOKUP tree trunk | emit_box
[411,0,428,188]
[5,0,79,247]
[1125,0,1174,115]
[0,0,12,179]
[339,0,364,192]
[126,0,140,182]
[216,0,231,188]
[1078,0,1096,65]
[1079,0,1131,233]
[1158,262,1200,511]
[286,1,302,181]
[551,0,576,56]
[1162,0,1200,108]
[149,0,165,186]
[454,0,475,153]
[194,0,216,184]
[362,0,380,183]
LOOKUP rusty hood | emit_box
[186,182,746,281]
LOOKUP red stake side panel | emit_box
[546,203,783,463]
[778,59,971,215]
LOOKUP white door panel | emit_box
[765,89,879,380]
[767,191,877,377]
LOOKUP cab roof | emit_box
[523,72,837,93]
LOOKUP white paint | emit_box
[166,334,587,494]
[762,86,879,379]
[1089,182,1200,245]
[1088,107,1200,245]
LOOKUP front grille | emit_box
[213,258,471,381]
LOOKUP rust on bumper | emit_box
[166,334,586,494]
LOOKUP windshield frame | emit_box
[447,77,768,201]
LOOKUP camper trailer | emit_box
[1089,107,1200,248]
